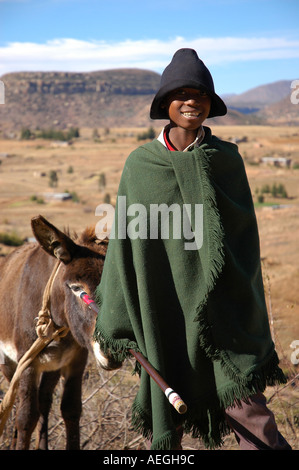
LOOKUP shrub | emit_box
[137,127,156,141]
[0,232,23,246]
[271,183,288,198]
[20,128,33,140]
[70,191,80,202]
[67,127,80,139]
[98,173,106,191]
[37,127,80,141]
[103,193,111,204]
[261,184,271,194]
[49,170,58,187]
[277,183,288,198]
[30,195,45,204]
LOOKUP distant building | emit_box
[43,192,72,201]
[50,141,72,148]
[230,136,248,144]
[261,157,292,168]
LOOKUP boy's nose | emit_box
[184,96,198,106]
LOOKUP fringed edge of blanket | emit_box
[95,325,286,450]
[93,326,229,450]
[132,401,182,450]
[93,325,142,375]
[193,148,286,399]
[131,394,231,450]
[133,350,286,450]
[183,348,286,450]
[183,408,231,449]
[195,147,225,301]
[196,310,286,396]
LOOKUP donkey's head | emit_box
[31,215,120,370]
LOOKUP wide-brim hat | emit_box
[150,48,227,120]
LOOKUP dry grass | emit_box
[1,349,297,451]
[0,125,298,450]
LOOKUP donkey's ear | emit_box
[31,215,77,264]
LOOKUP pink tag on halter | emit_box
[81,293,95,305]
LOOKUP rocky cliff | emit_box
[0,69,296,132]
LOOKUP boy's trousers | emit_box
[147,391,292,450]
[224,391,291,450]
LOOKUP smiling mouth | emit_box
[181,111,201,118]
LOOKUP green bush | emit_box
[37,127,80,141]
[30,195,45,204]
[98,173,106,191]
[137,127,156,141]
[49,170,58,187]
[20,127,80,141]
[20,128,33,140]
[103,193,111,204]
[271,183,288,198]
[70,191,80,202]
[261,184,271,194]
[0,232,23,246]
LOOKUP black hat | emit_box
[150,48,227,119]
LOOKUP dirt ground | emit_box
[0,125,298,450]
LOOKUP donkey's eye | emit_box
[67,283,83,293]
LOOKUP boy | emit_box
[94,49,291,450]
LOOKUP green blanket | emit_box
[94,127,286,449]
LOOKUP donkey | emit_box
[0,215,121,450]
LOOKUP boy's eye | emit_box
[174,89,208,99]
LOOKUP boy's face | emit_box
[163,88,211,130]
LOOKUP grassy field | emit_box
[0,125,298,450]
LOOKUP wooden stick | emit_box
[74,289,187,414]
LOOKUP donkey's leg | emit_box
[0,360,18,449]
[0,356,16,382]
[61,348,88,450]
[36,370,61,450]
[15,366,40,450]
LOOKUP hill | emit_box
[257,94,299,126]
[224,80,294,114]
[0,69,161,131]
[0,70,296,132]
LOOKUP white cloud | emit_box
[0,35,299,76]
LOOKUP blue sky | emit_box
[0,0,298,95]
